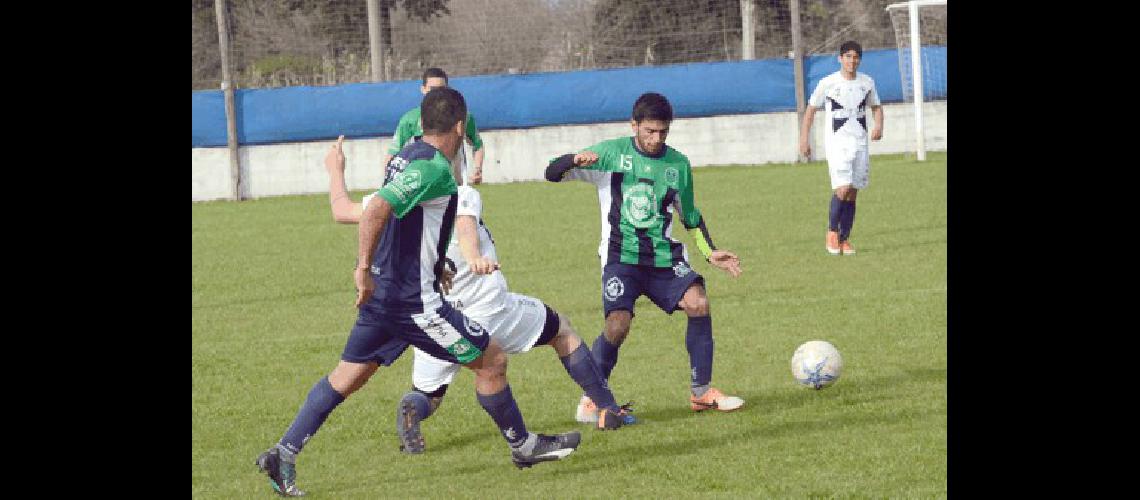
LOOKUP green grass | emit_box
[192,152,947,498]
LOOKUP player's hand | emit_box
[573,151,599,167]
[440,267,455,295]
[709,250,742,278]
[467,255,501,275]
[470,168,483,185]
[354,266,375,307]
[870,127,882,141]
[799,140,811,159]
[326,135,346,174]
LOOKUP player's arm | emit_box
[466,114,486,184]
[799,106,818,158]
[355,193,392,307]
[870,84,889,141]
[677,171,741,278]
[800,81,827,159]
[454,215,499,275]
[324,135,365,224]
[544,151,600,182]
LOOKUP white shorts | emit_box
[411,293,551,393]
[826,142,870,190]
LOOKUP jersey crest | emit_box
[621,183,658,229]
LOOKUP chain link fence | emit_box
[192,0,910,91]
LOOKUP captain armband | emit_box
[687,217,718,261]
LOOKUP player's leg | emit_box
[533,302,634,429]
[257,310,405,496]
[420,302,579,468]
[838,148,869,255]
[578,263,641,422]
[396,347,460,454]
[826,145,857,255]
[676,283,743,412]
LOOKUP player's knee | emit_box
[684,297,710,317]
[604,311,632,345]
[328,361,377,396]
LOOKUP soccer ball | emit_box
[791,340,843,390]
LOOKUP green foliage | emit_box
[193,153,947,498]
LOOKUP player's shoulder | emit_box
[397,139,437,163]
[856,72,877,85]
[399,106,421,123]
[663,145,691,166]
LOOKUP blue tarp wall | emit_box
[192,47,945,148]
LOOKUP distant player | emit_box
[324,135,634,453]
[380,67,486,185]
[544,92,745,422]
[799,40,884,255]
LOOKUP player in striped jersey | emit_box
[322,133,636,454]
[255,89,578,497]
[544,92,745,420]
[799,40,884,255]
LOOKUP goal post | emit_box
[886,0,947,161]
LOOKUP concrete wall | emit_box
[192,101,946,201]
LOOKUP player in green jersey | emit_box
[380,67,486,185]
[544,92,745,420]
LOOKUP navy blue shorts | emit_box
[342,299,490,366]
[600,261,704,318]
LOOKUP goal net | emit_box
[886,0,947,160]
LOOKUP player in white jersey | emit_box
[324,135,634,453]
[799,40,884,256]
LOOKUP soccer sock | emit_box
[560,343,620,413]
[401,390,435,420]
[838,200,857,242]
[278,377,346,456]
[475,385,529,449]
[829,194,842,233]
[591,333,621,381]
[686,316,714,396]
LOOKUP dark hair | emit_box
[421,87,467,134]
[631,92,673,123]
[422,67,448,85]
[839,41,862,57]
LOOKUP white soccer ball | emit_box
[791,340,843,390]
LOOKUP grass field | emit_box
[192,152,947,498]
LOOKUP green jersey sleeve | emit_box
[675,163,702,229]
[465,112,483,151]
[376,158,455,218]
[387,108,421,155]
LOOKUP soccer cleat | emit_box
[597,401,636,430]
[511,431,582,469]
[574,395,598,424]
[839,240,856,255]
[255,447,306,497]
[689,387,745,412]
[396,398,426,454]
[826,231,841,255]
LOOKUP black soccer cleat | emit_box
[597,401,636,430]
[510,431,581,469]
[255,447,306,497]
[396,398,426,454]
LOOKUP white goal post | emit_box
[886,0,947,161]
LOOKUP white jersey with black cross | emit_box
[808,71,880,150]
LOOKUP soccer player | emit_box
[543,92,745,422]
[323,134,635,454]
[255,88,578,497]
[799,40,884,255]
[380,67,486,185]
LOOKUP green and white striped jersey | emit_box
[560,137,709,268]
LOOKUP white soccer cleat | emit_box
[574,395,598,423]
[690,388,744,412]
